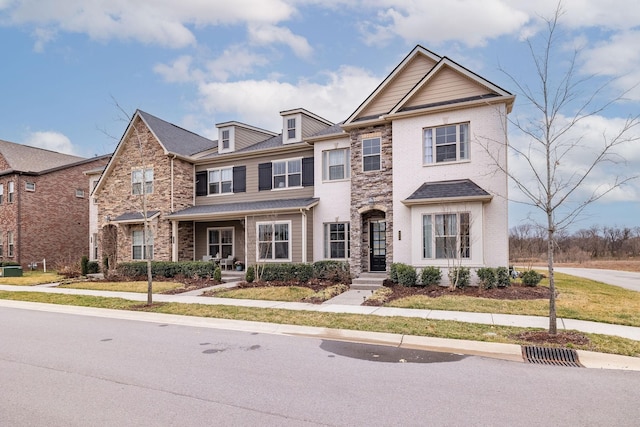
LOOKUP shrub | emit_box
[259,263,314,282]
[87,261,100,274]
[245,266,255,283]
[312,261,350,283]
[448,266,470,289]
[476,267,497,289]
[0,261,20,267]
[81,256,89,276]
[496,267,511,288]
[213,266,222,282]
[115,261,218,279]
[420,266,442,286]
[395,263,417,287]
[521,269,543,287]
[389,263,399,283]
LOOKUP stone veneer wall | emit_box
[349,123,393,277]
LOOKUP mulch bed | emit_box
[513,330,590,346]
[363,283,553,306]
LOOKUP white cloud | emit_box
[24,131,79,155]
[248,24,312,58]
[195,65,381,132]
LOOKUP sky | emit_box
[1,0,639,232]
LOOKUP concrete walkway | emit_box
[1,281,639,370]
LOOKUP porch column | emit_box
[171,220,178,262]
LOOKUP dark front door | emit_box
[369,221,386,272]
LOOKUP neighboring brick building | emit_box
[0,139,109,269]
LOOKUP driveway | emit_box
[553,267,640,292]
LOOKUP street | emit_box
[1,306,638,426]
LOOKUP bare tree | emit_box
[486,3,640,334]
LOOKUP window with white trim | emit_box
[423,123,469,164]
[287,118,296,140]
[257,221,290,261]
[322,148,350,181]
[25,182,35,191]
[132,168,153,195]
[324,223,350,259]
[76,189,85,198]
[362,137,381,171]
[221,129,230,150]
[422,212,470,259]
[273,159,301,189]
[0,184,4,204]
[7,231,14,257]
[208,167,233,194]
[8,181,14,203]
[208,228,233,258]
[132,229,153,260]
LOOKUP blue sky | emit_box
[1,0,639,232]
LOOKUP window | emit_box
[76,189,85,198]
[362,137,381,171]
[92,233,98,260]
[322,148,350,181]
[324,223,350,259]
[424,123,469,164]
[8,182,14,203]
[208,168,233,194]
[422,212,470,259]
[221,130,230,150]
[132,168,153,195]
[257,221,290,261]
[0,232,3,256]
[0,184,3,204]
[208,228,233,258]
[132,229,153,260]
[25,182,35,191]
[273,159,301,189]
[287,118,296,140]
[7,231,13,257]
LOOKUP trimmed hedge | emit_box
[115,261,218,279]
[476,267,497,289]
[0,261,21,267]
[521,269,543,287]
[312,261,350,283]
[389,263,417,286]
[420,266,442,286]
[448,266,470,289]
[258,263,315,282]
[496,267,511,288]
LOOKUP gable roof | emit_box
[402,179,493,205]
[138,110,216,157]
[0,139,104,176]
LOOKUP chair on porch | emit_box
[220,255,234,270]
[202,255,213,262]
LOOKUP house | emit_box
[93,45,513,278]
[0,139,110,268]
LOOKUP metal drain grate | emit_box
[522,346,583,367]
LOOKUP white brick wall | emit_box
[391,103,509,268]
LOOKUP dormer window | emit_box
[221,130,230,150]
[287,118,296,139]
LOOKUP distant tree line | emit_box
[510,224,640,263]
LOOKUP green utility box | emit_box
[0,266,23,277]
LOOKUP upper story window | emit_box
[221,130,230,150]
[132,168,153,195]
[0,184,4,204]
[424,123,469,164]
[273,158,302,189]
[362,137,381,171]
[76,189,85,198]
[25,182,35,192]
[422,212,470,259]
[208,167,233,195]
[322,148,350,181]
[8,181,14,203]
[287,118,296,139]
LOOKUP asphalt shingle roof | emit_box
[112,210,161,222]
[405,179,490,201]
[138,110,216,157]
[167,197,319,218]
[0,139,87,173]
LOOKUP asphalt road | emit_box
[1,306,639,426]
[553,267,640,292]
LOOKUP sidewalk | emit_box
[1,282,639,370]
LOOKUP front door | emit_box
[369,221,386,272]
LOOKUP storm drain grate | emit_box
[522,346,583,367]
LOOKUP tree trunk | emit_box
[547,214,557,335]
[146,258,153,305]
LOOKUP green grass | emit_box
[59,281,184,293]
[0,290,638,357]
[0,271,64,286]
[211,286,315,301]
[388,273,640,327]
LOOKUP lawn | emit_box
[0,271,64,286]
[386,273,640,327]
[0,290,638,357]
[59,281,185,294]
[211,286,316,302]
